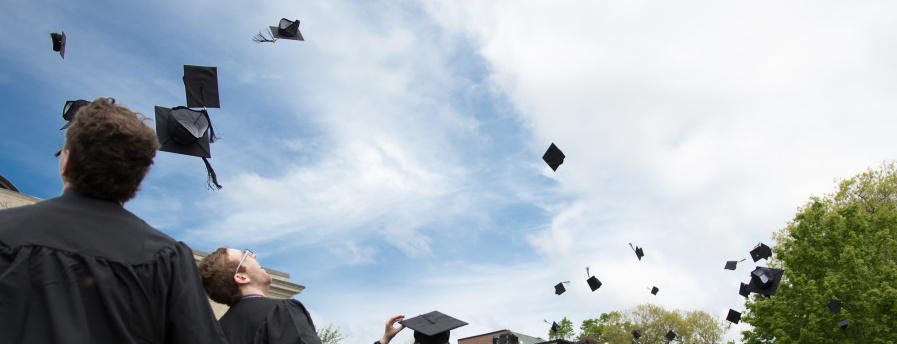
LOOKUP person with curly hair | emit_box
[0,98,226,343]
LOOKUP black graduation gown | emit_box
[219,297,323,344]
[0,191,226,344]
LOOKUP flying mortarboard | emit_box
[629,243,644,261]
[725,259,745,270]
[738,283,750,297]
[837,319,850,329]
[550,321,560,333]
[554,281,570,295]
[183,65,221,108]
[400,311,468,344]
[828,299,842,313]
[631,330,641,339]
[585,267,601,291]
[726,309,741,324]
[50,31,66,58]
[746,266,784,297]
[154,106,222,189]
[542,143,565,171]
[665,330,676,341]
[650,286,659,295]
[270,18,305,41]
[750,243,772,262]
[60,99,90,130]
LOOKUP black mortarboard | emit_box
[746,267,784,297]
[155,106,222,189]
[631,330,640,339]
[586,276,601,291]
[50,31,66,59]
[750,243,772,262]
[270,18,304,41]
[726,309,741,324]
[542,143,565,171]
[629,243,644,261]
[60,99,90,130]
[183,65,220,108]
[739,283,750,297]
[400,311,467,344]
[651,286,659,295]
[828,299,842,313]
[725,258,745,270]
[550,321,560,333]
[554,282,569,295]
[838,319,850,329]
[665,330,676,341]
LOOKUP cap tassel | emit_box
[202,157,222,190]
[585,266,590,277]
[201,108,219,142]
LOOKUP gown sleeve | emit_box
[164,242,228,344]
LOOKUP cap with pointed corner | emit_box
[542,143,565,171]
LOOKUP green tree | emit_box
[597,304,725,343]
[549,317,576,341]
[742,162,897,343]
[317,323,346,344]
[579,312,616,340]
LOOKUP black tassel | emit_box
[54,149,62,157]
[202,109,219,143]
[202,157,222,190]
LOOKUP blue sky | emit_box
[3,0,897,343]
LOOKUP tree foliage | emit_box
[317,323,346,344]
[574,304,724,343]
[548,317,576,340]
[742,162,897,343]
[579,312,614,340]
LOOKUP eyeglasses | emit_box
[235,249,253,274]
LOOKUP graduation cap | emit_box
[650,286,659,295]
[270,18,304,41]
[554,281,570,295]
[400,311,468,344]
[183,65,221,108]
[750,243,772,262]
[585,267,601,291]
[739,282,750,297]
[629,243,644,261]
[665,330,676,341]
[746,266,784,297]
[631,330,640,339]
[542,143,565,171]
[544,320,560,333]
[726,309,741,324]
[838,319,850,329]
[50,31,66,58]
[60,99,90,130]
[828,299,842,313]
[154,106,222,189]
[725,259,745,270]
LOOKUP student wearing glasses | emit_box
[197,247,406,344]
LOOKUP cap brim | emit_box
[154,106,211,158]
[270,26,305,41]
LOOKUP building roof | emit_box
[458,329,546,344]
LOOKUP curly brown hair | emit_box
[197,247,242,306]
[63,97,159,203]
